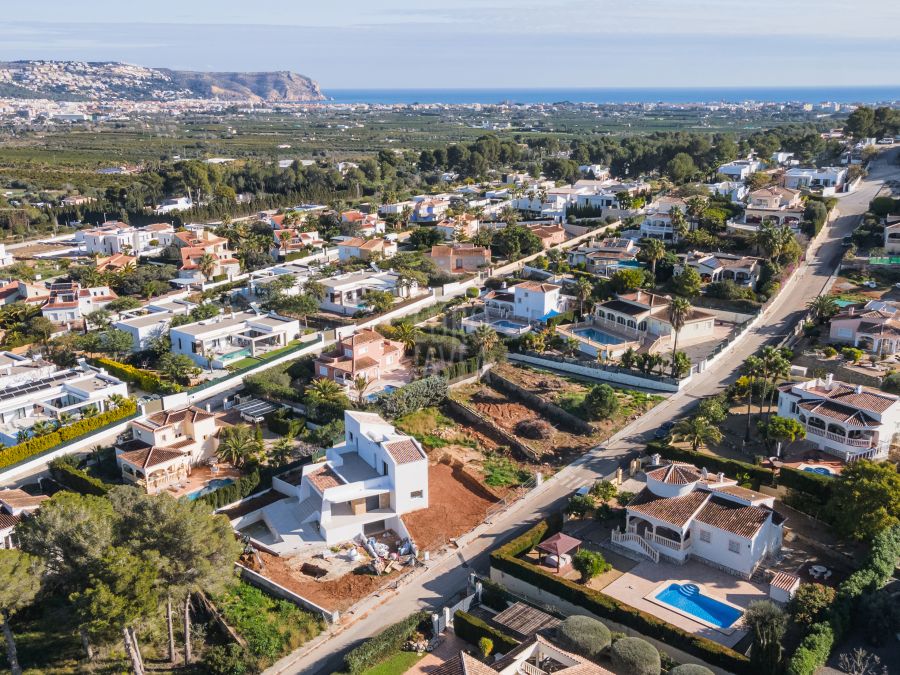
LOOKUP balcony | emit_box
[805,425,874,447]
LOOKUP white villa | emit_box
[169,310,302,369]
[116,406,221,494]
[783,166,848,195]
[884,220,900,255]
[0,363,129,446]
[716,159,763,181]
[613,460,785,579]
[639,197,688,242]
[776,375,897,462]
[232,411,428,552]
[675,251,762,287]
[828,300,900,357]
[41,282,118,324]
[463,281,569,336]
[319,270,422,317]
[0,489,48,549]
[436,635,614,675]
[81,222,173,256]
[113,298,197,352]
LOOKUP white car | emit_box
[863,281,877,288]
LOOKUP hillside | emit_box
[0,61,324,102]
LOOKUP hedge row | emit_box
[786,622,834,675]
[0,401,138,471]
[490,517,752,674]
[198,470,260,509]
[778,466,834,502]
[453,609,519,654]
[343,610,429,674]
[48,459,110,496]
[436,356,483,382]
[648,440,774,486]
[92,357,179,394]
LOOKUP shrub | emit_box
[821,346,837,358]
[610,637,661,675]
[466,287,480,298]
[841,346,864,363]
[453,610,518,654]
[0,400,137,471]
[565,494,594,518]
[91,357,179,394]
[778,466,833,502]
[343,611,430,674]
[515,418,553,439]
[584,384,619,420]
[436,356,482,382]
[203,644,253,675]
[572,549,611,582]
[48,458,111,495]
[555,615,610,659]
[478,637,493,658]
[786,622,833,675]
[788,583,836,626]
[377,376,448,418]
[196,470,260,510]
[668,666,714,675]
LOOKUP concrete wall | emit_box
[508,353,682,393]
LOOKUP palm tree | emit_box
[469,325,499,360]
[741,355,765,442]
[667,297,691,377]
[196,253,217,282]
[672,416,723,451]
[392,322,421,355]
[303,280,326,301]
[269,437,295,467]
[278,229,292,256]
[81,406,98,419]
[30,420,54,437]
[639,238,667,278]
[757,346,779,421]
[351,375,371,406]
[304,377,346,404]
[107,393,127,411]
[217,424,261,468]
[765,355,791,418]
[56,412,75,428]
[806,295,839,324]
[574,277,593,317]
[670,207,688,240]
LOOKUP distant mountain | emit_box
[0,61,324,102]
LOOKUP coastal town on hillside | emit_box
[0,55,897,675]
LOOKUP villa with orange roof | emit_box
[172,229,241,282]
[115,405,222,494]
[528,223,567,249]
[0,489,48,549]
[272,228,326,258]
[337,236,397,262]
[313,329,404,387]
[430,243,490,273]
[40,282,118,323]
[229,410,428,550]
[341,210,386,236]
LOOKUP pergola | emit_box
[537,532,582,571]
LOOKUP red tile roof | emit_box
[307,464,345,492]
[626,488,708,527]
[0,513,20,530]
[646,463,701,485]
[383,438,424,464]
[770,571,801,591]
[118,446,186,469]
[805,382,897,413]
[694,496,772,539]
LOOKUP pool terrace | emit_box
[556,320,641,358]
[461,311,532,336]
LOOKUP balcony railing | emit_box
[805,425,874,447]
[612,529,659,563]
[519,663,548,675]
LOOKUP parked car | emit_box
[862,280,877,289]
[654,421,675,439]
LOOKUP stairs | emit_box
[611,529,660,563]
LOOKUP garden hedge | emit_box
[777,466,834,502]
[785,622,834,675]
[197,470,260,510]
[490,517,752,674]
[91,357,179,394]
[436,356,483,382]
[647,441,773,486]
[342,610,429,674]
[453,610,519,654]
[0,400,137,471]
[48,458,110,496]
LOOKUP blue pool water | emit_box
[186,478,234,501]
[654,583,743,629]
[368,385,397,401]
[803,466,834,476]
[574,327,625,345]
[492,320,526,330]
[834,299,856,307]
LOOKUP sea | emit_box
[320,86,900,106]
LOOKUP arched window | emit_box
[627,320,636,329]
[638,321,647,331]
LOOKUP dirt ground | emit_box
[254,550,401,613]
[402,463,500,554]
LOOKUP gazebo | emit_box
[537,532,582,572]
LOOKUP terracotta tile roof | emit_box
[118,446,186,469]
[714,484,770,503]
[646,463,701,485]
[798,399,878,427]
[0,513,20,530]
[695,496,772,539]
[340,237,366,247]
[138,406,216,430]
[627,488,708,527]
[431,652,497,675]
[358,239,385,250]
[0,489,49,510]
[805,382,898,413]
[383,438,424,464]
[770,571,801,591]
[346,329,382,345]
[354,356,379,369]
[515,281,560,293]
[306,464,345,492]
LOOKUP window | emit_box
[700,530,711,543]
[728,540,741,554]
[410,490,423,499]
[319,366,328,376]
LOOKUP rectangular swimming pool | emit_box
[186,478,235,501]
[573,327,625,345]
[491,320,527,331]
[653,583,742,630]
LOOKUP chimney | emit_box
[651,453,661,466]
[825,373,833,388]
[701,467,708,479]
[717,471,724,482]
[636,290,642,302]
[855,384,863,394]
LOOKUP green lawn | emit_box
[360,650,424,675]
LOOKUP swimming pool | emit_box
[574,327,625,345]
[492,320,527,331]
[799,464,835,476]
[185,478,235,501]
[367,385,397,401]
[653,583,743,630]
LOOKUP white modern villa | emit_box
[613,460,785,579]
[232,411,428,552]
[462,281,569,336]
[776,375,897,461]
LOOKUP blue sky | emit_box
[1,1,898,89]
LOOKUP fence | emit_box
[508,351,682,392]
[485,369,592,434]
[445,397,541,461]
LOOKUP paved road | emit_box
[266,148,900,675]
